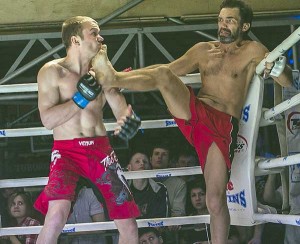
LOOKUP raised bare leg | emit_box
[92,45,191,120]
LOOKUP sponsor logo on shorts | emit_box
[51,150,61,168]
[100,151,119,168]
[165,120,177,127]
[227,189,247,208]
[287,111,300,135]
[0,130,6,136]
[148,221,164,227]
[242,104,251,122]
[78,140,95,146]
[156,172,172,178]
[234,135,248,153]
[62,227,76,233]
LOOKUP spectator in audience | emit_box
[179,177,239,244]
[127,152,170,218]
[138,227,164,244]
[63,178,107,244]
[5,192,40,244]
[0,188,24,227]
[150,143,186,243]
[263,172,297,244]
[150,143,187,218]
[175,150,198,183]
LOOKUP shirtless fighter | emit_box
[91,0,294,243]
[34,16,140,244]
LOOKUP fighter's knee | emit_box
[46,207,69,230]
[206,192,227,215]
[152,66,174,87]
[118,219,138,241]
[123,219,137,233]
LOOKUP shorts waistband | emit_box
[53,136,110,148]
[201,101,239,124]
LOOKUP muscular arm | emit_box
[103,87,128,120]
[136,42,203,76]
[271,64,293,88]
[254,41,293,87]
[168,42,203,76]
[38,63,80,130]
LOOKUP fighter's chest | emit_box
[203,51,250,77]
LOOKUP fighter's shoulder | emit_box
[37,59,66,86]
[189,41,213,51]
[243,40,268,53]
[39,59,63,75]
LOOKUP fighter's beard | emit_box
[219,35,235,44]
[218,28,241,44]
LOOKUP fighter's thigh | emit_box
[47,199,71,219]
[160,74,191,120]
[204,143,228,195]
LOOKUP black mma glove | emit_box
[118,111,141,141]
[72,73,102,109]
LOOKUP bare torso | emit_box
[195,40,266,119]
[38,58,107,140]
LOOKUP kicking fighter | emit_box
[92,1,294,243]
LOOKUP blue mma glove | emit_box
[73,73,102,109]
[117,111,141,141]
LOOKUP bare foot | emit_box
[92,44,117,87]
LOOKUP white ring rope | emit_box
[0,215,210,236]
[0,74,201,94]
[257,154,300,170]
[0,83,38,93]
[256,26,300,74]
[3,154,300,189]
[0,116,287,137]
[0,119,178,138]
[253,213,300,226]
[263,94,300,121]
[0,166,202,188]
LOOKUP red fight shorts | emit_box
[34,136,140,220]
[173,86,239,174]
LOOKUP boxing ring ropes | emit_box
[0,26,300,237]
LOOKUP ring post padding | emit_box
[227,75,264,226]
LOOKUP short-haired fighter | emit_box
[34,16,140,244]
